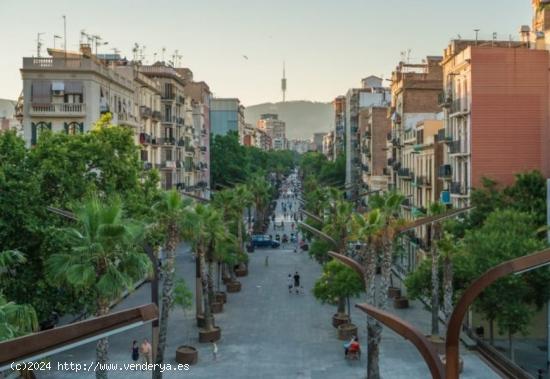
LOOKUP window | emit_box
[64,122,83,135]
[31,121,52,145]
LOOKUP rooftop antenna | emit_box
[132,43,139,61]
[141,45,146,63]
[153,52,157,62]
[281,60,287,103]
[80,30,87,44]
[474,29,480,45]
[62,15,67,59]
[161,47,166,62]
[36,32,45,57]
[53,34,62,49]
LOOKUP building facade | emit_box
[440,40,550,208]
[333,96,346,158]
[211,98,245,142]
[322,131,334,160]
[257,113,287,150]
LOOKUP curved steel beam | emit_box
[446,247,550,379]
[300,209,324,224]
[297,221,337,248]
[328,251,365,281]
[396,206,473,235]
[356,303,444,379]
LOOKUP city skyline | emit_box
[0,0,532,105]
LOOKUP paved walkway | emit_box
[37,184,499,378]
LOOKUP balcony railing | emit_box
[139,106,152,118]
[387,132,392,141]
[30,103,85,115]
[438,92,451,108]
[438,164,452,178]
[450,98,468,114]
[449,140,462,154]
[159,137,176,145]
[397,168,410,178]
[139,133,152,145]
[152,111,161,120]
[383,167,390,176]
[450,181,465,195]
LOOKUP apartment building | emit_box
[358,106,391,194]
[288,139,310,154]
[440,40,550,208]
[386,56,443,217]
[322,132,334,160]
[19,45,136,146]
[345,76,390,200]
[211,98,245,142]
[333,96,346,158]
[185,81,212,199]
[257,113,287,150]
[254,128,272,151]
[140,63,195,191]
[242,123,256,147]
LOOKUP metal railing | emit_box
[438,164,452,178]
[30,103,85,114]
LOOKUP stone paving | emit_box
[37,190,499,379]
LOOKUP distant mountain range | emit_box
[244,101,333,140]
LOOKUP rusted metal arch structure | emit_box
[329,251,444,378]
[445,247,550,378]
[0,304,158,371]
[356,303,445,379]
[330,246,550,378]
[300,209,324,224]
[297,220,337,248]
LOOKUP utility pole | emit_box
[63,15,67,59]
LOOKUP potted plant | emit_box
[173,279,198,365]
[313,260,363,331]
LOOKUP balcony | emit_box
[438,92,451,108]
[392,161,401,171]
[139,133,152,145]
[139,106,152,118]
[161,92,175,101]
[416,176,431,187]
[30,103,85,117]
[392,138,401,148]
[185,145,195,153]
[397,168,411,178]
[161,160,176,169]
[450,98,468,114]
[176,117,185,125]
[383,167,390,176]
[177,139,185,147]
[152,111,161,120]
[143,162,153,170]
[438,164,452,179]
[449,140,466,155]
[450,181,466,195]
[387,132,392,141]
[151,136,159,146]
[159,137,176,146]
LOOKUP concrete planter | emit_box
[226,280,242,293]
[175,345,198,365]
[426,335,446,355]
[235,267,248,277]
[332,313,350,328]
[393,296,410,309]
[211,301,223,314]
[337,323,358,341]
[222,276,232,284]
[388,286,401,299]
[215,291,227,304]
[199,326,221,343]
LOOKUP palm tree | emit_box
[350,210,383,379]
[151,189,192,379]
[0,250,38,341]
[364,191,405,379]
[182,204,229,333]
[47,196,150,379]
[427,202,446,337]
[247,175,271,234]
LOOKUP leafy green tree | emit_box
[0,250,38,341]
[46,196,150,379]
[313,260,363,319]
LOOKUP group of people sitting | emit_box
[344,336,361,360]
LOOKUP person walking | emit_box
[131,340,139,363]
[293,272,301,294]
[140,338,152,365]
[287,274,294,293]
[211,340,218,361]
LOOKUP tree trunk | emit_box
[153,246,176,379]
[207,261,215,306]
[200,252,214,331]
[337,296,346,315]
[237,219,243,253]
[508,331,514,361]
[430,223,440,337]
[95,301,110,379]
[443,255,453,325]
[364,244,381,379]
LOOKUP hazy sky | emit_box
[0,0,532,106]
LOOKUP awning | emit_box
[31,80,51,103]
[65,81,83,94]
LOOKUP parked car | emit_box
[251,235,280,248]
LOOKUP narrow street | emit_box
[39,175,498,379]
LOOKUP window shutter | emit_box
[79,123,84,133]
[64,122,69,134]
[31,123,37,145]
